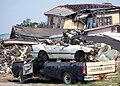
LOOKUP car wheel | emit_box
[75,51,85,62]
[38,51,49,61]
[62,72,76,84]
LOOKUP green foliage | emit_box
[38,22,47,28]
[16,18,47,28]
[18,18,32,27]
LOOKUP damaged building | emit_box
[10,26,64,39]
[0,3,120,75]
[45,3,120,29]
[0,25,120,74]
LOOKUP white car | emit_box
[31,43,94,61]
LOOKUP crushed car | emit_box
[31,43,95,62]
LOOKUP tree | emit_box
[16,18,32,27]
[38,22,47,28]
[16,18,47,28]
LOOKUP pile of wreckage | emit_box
[0,25,120,74]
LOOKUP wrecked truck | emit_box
[11,59,117,84]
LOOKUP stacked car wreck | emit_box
[0,3,120,84]
[0,25,119,84]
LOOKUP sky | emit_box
[0,0,120,34]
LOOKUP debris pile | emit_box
[0,43,33,73]
[94,43,120,61]
[0,28,120,74]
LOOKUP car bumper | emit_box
[84,72,118,81]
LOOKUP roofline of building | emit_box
[44,6,60,15]
[44,3,120,16]
[64,3,113,6]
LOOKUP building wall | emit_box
[47,16,58,28]
[47,12,120,29]
[112,13,120,24]
[47,16,52,28]
[47,16,84,29]
[97,12,120,25]
[63,19,84,29]
[47,16,65,28]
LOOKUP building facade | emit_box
[44,3,120,29]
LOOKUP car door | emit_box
[44,45,71,59]
[43,45,54,58]
[43,45,64,59]
[57,44,74,59]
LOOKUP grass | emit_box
[0,62,120,86]
[75,79,119,86]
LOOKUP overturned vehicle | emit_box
[11,58,117,84]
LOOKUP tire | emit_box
[62,72,76,84]
[75,51,85,62]
[33,51,48,73]
[33,57,44,73]
[38,51,49,62]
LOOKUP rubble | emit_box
[0,43,33,73]
[0,28,120,74]
[95,44,120,61]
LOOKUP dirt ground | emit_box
[0,82,66,86]
[0,73,70,86]
[0,72,119,86]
